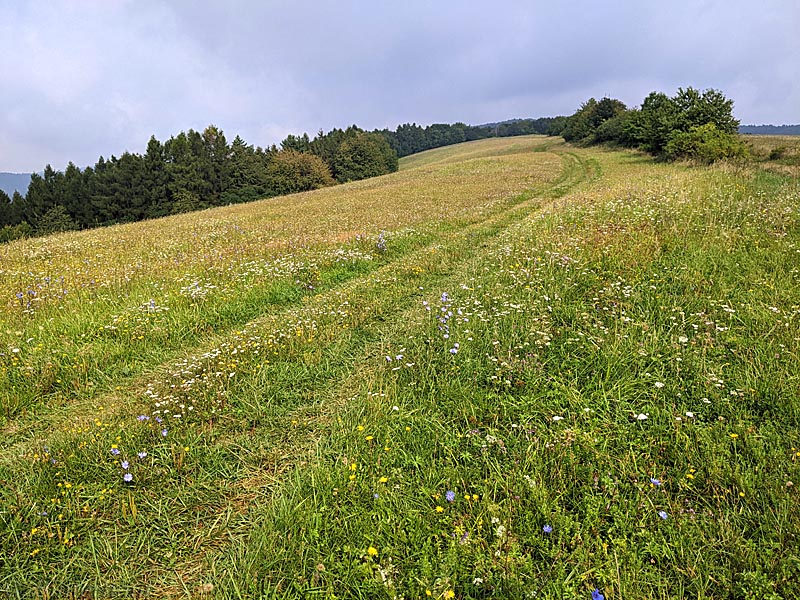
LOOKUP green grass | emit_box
[1,136,799,599]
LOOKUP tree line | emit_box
[0,125,398,241]
[7,89,743,242]
[376,118,557,158]
[549,87,748,163]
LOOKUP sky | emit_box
[1,0,798,173]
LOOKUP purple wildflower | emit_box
[543,524,553,534]
[110,448,120,455]
[123,473,133,483]
[137,451,147,459]
[592,590,605,600]
[445,490,456,502]
[658,510,668,520]
[121,461,129,469]
[161,429,168,437]
[650,477,662,486]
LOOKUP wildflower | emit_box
[650,478,662,486]
[161,429,168,437]
[367,546,378,557]
[445,490,456,502]
[654,381,665,388]
[137,451,147,459]
[121,461,129,469]
[543,524,553,533]
[635,413,648,421]
[379,477,388,483]
[658,510,668,520]
[137,415,150,421]
[592,590,605,600]
[123,473,133,483]
[110,448,120,455]
[435,506,444,513]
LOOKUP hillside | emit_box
[0,172,31,196]
[1,136,798,598]
[740,124,800,135]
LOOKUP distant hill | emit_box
[0,172,32,197]
[739,124,800,135]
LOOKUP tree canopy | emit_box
[554,87,747,163]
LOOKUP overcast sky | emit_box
[1,0,798,172]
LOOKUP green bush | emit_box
[664,123,749,164]
[768,146,787,160]
[265,150,336,196]
[333,132,398,183]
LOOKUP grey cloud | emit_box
[1,0,798,172]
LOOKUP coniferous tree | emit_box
[142,136,171,218]
[202,125,231,205]
[0,189,11,226]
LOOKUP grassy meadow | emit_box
[1,135,799,599]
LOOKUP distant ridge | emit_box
[0,172,32,197]
[739,124,800,135]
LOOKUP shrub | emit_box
[333,132,398,183]
[664,123,749,164]
[265,150,335,196]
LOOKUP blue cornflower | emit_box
[658,510,668,520]
[592,589,605,600]
[445,490,456,502]
[110,448,120,455]
[650,477,662,486]
[543,524,553,533]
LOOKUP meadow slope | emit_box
[1,136,799,599]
